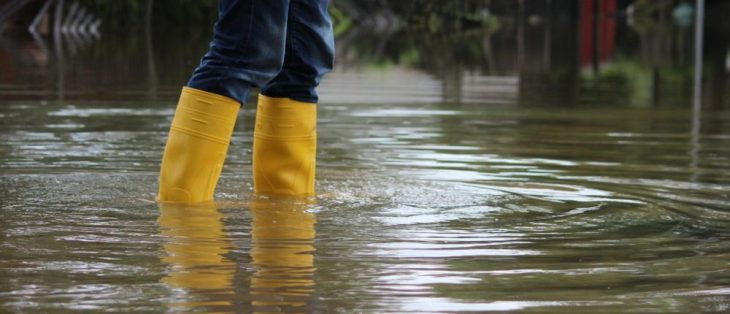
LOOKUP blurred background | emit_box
[1,0,728,108]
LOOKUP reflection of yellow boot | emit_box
[158,202,234,309]
[253,95,316,196]
[249,197,316,309]
[158,87,239,203]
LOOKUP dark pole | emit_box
[592,0,599,73]
[689,0,704,181]
[54,0,65,102]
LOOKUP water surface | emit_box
[1,98,729,312]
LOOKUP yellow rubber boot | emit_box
[253,95,317,196]
[158,87,239,203]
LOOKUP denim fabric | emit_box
[187,0,335,105]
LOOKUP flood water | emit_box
[2,1,730,312]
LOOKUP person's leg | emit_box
[253,0,334,196]
[159,0,290,203]
[188,0,291,105]
[260,0,335,103]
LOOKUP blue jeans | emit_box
[187,0,335,105]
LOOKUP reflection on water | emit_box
[158,199,316,312]
[249,197,316,312]
[158,202,235,310]
[1,0,730,312]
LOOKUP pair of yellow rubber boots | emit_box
[157,87,317,203]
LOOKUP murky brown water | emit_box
[2,1,730,312]
[2,98,729,312]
